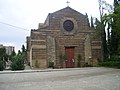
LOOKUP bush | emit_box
[49,61,54,68]
[11,60,24,70]
[98,61,120,69]
[10,54,25,70]
[0,60,5,71]
[110,55,120,61]
[77,54,81,67]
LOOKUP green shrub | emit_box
[98,61,120,69]
[110,55,120,61]
[48,61,54,68]
[0,60,5,71]
[59,53,65,63]
[77,54,81,67]
[10,54,25,70]
[11,60,24,70]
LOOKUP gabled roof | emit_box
[52,6,85,17]
[38,6,87,30]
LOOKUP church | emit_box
[26,6,102,69]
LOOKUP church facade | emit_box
[26,7,102,69]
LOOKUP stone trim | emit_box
[92,46,101,49]
[60,17,78,35]
[31,45,46,49]
[64,45,78,47]
[31,40,46,42]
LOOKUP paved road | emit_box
[0,67,120,90]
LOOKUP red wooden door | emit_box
[65,47,75,68]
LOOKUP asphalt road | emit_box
[0,67,120,90]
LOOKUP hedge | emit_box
[98,61,120,69]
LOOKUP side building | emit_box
[0,44,14,55]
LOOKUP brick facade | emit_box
[26,7,102,69]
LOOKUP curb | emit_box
[0,68,84,74]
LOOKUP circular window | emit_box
[63,20,74,32]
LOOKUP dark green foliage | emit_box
[59,53,66,63]
[10,54,25,70]
[96,1,120,63]
[9,50,16,61]
[86,13,90,27]
[114,0,119,10]
[94,18,101,37]
[90,16,94,28]
[0,48,6,56]
[111,6,120,55]
[18,50,22,55]
[0,48,7,61]
[102,29,108,60]
[110,54,120,62]
[10,45,27,70]
[98,53,120,69]
[59,53,66,68]
[110,1,120,56]
[48,61,54,68]
[11,49,16,56]
[21,45,26,53]
[0,60,5,71]
[95,16,108,60]
[77,54,81,67]
[21,45,27,63]
[0,48,7,70]
[98,61,120,69]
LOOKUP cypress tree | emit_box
[85,13,90,27]
[114,0,119,10]
[90,16,94,28]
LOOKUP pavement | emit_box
[0,67,120,90]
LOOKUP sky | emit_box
[0,0,113,52]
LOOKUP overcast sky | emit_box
[0,0,113,52]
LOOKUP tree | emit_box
[98,0,114,60]
[10,45,26,70]
[9,49,16,62]
[94,18,101,35]
[97,0,120,60]
[0,60,5,71]
[98,0,120,68]
[114,0,119,10]
[94,17,108,60]
[0,48,7,70]
[85,13,90,27]
[21,45,26,53]
[18,50,22,55]
[90,16,94,28]
[0,48,6,60]
[10,54,25,70]
[111,6,120,56]
[21,45,27,64]
[11,49,16,56]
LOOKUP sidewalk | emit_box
[0,67,96,74]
